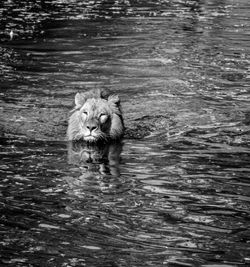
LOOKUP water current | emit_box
[0,0,250,266]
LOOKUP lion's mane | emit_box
[67,89,124,142]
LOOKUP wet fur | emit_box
[67,89,124,142]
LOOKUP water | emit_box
[0,0,250,266]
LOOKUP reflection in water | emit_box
[0,0,250,266]
[66,141,123,193]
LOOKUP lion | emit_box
[67,89,124,143]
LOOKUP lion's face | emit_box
[77,98,112,142]
[67,90,124,142]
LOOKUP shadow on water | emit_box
[0,0,250,266]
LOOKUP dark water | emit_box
[1,0,250,266]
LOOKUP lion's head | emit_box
[67,89,124,143]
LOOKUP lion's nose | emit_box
[86,124,97,132]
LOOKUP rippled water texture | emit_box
[0,0,250,266]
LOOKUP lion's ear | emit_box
[100,89,111,100]
[75,93,86,108]
[108,94,120,107]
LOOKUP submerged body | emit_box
[67,89,124,143]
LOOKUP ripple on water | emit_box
[1,0,250,266]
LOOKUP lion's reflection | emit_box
[60,141,124,225]
[64,142,123,198]
[68,141,123,177]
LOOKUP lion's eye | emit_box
[99,113,108,123]
[82,111,88,116]
[100,113,107,118]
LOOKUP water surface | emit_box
[0,0,250,266]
